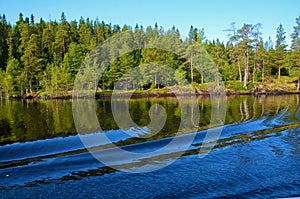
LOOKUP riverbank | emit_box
[2,79,300,100]
[5,88,300,100]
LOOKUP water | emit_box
[0,95,300,198]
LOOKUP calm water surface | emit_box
[0,95,300,198]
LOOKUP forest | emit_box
[0,12,300,98]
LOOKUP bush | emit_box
[225,81,254,91]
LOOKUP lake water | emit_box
[0,95,300,198]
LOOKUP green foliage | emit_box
[291,15,300,50]
[49,66,72,97]
[290,67,300,77]
[221,62,238,81]
[149,83,156,90]
[3,74,13,96]
[0,12,299,97]
[0,69,5,86]
[4,58,22,95]
[175,68,187,85]
[0,14,10,70]
[225,81,255,91]
[62,42,87,80]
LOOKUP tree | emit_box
[42,22,54,61]
[18,22,31,58]
[78,18,93,49]
[3,74,13,97]
[261,36,274,82]
[175,67,187,85]
[275,24,287,79]
[188,25,206,44]
[50,65,71,97]
[94,19,105,44]
[256,40,267,82]
[62,42,87,81]
[238,24,254,88]
[0,14,10,70]
[252,23,262,82]
[0,69,5,96]
[291,15,300,50]
[6,58,22,89]
[2,58,21,97]
[8,25,21,60]
[290,16,300,71]
[205,39,229,81]
[1,12,300,96]
[54,12,71,62]
[225,22,243,82]
[21,34,45,92]
[185,43,198,83]
[70,20,78,43]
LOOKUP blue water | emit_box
[0,96,300,198]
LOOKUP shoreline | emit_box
[3,90,300,100]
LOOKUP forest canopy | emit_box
[0,12,300,97]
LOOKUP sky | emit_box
[1,0,300,46]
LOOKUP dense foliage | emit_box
[0,13,300,97]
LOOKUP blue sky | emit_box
[1,0,300,45]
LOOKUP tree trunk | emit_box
[102,79,105,90]
[243,48,249,88]
[297,77,300,90]
[190,56,194,82]
[243,65,248,88]
[238,58,242,82]
[278,64,281,79]
[29,79,33,93]
[154,73,157,88]
[253,58,256,83]
[262,60,265,82]
[216,76,220,87]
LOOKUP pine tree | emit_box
[4,58,22,95]
[226,22,243,82]
[184,43,202,83]
[256,41,267,82]
[62,42,87,81]
[252,23,262,82]
[291,15,300,50]
[0,14,10,70]
[54,12,71,62]
[290,16,300,72]
[78,18,93,48]
[42,22,54,61]
[237,24,254,88]
[18,22,31,57]
[275,24,287,79]
[70,20,78,43]
[21,34,45,92]
[94,20,105,44]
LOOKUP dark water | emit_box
[0,95,300,198]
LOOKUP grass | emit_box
[263,76,298,91]
[79,78,300,97]
[3,77,298,99]
[225,81,255,91]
